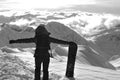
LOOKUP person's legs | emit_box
[34,57,42,80]
[43,55,50,80]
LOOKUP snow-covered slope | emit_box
[46,21,87,45]
[45,21,116,69]
[0,24,35,48]
[0,49,120,80]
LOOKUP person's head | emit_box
[35,24,50,36]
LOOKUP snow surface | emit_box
[0,49,120,80]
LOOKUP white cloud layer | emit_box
[9,19,33,26]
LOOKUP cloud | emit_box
[46,11,120,37]
[9,18,33,26]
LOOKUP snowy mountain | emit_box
[0,10,120,80]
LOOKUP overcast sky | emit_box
[0,0,119,8]
[0,0,119,14]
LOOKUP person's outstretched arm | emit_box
[9,38,35,44]
[49,37,70,45]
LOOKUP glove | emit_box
[9,40,15,44]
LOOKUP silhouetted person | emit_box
[9,24,71,80]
